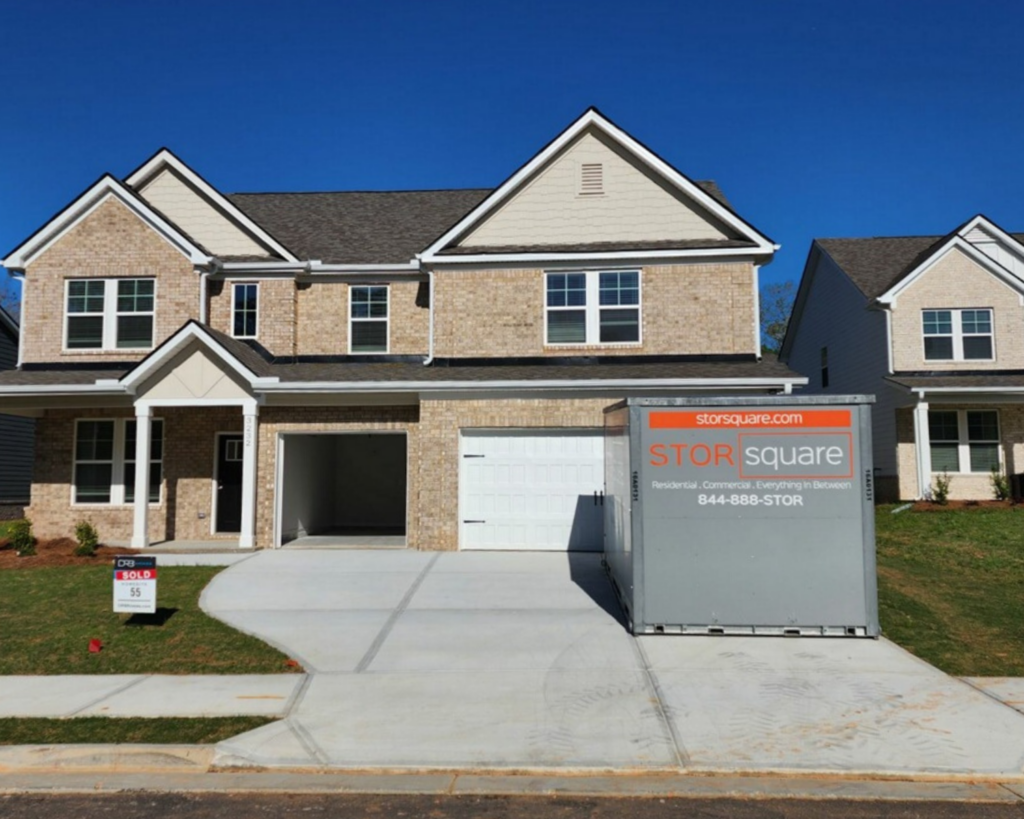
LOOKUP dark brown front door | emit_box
[216,434,244,533]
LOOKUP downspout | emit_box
[12,272,25,368]
[752,264,762,359]
[423,268,435,365]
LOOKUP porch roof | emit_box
[887,372,1024,393]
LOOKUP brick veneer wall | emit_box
[431,263,755,358]
[891,248,1024,372]
[22,198,199,364]
[208,278,297,356]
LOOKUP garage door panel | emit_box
[460,430,604,551]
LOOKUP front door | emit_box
[216,434,244,533]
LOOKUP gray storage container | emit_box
[604,396,878,637]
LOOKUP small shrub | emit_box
[991,467,1011,502]
[10,520,35,557]
[74,520,99,557]
[932,472,951,506]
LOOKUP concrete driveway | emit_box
[203,550,1024,776]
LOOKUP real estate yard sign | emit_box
[113,555,157,614]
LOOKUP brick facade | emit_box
[209,278,297,356]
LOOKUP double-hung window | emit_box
[232,283,259,338]
[922,309,993,361]
[928,409,1000,474]
[545,270,640,345]
[65,278,155,350]
[349,286,388,353]
[74,419,164,504]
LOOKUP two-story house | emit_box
[781,215,1024,502]
[0,108,803,550]
[0,305,33,511]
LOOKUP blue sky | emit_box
[2,0,1023,301]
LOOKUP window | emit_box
[74,419,163,504]
[349,286,388,353]
[922,309,993,361]
[928,410,999,473]
[65,278,155,351]
[232,283,258,338]
[820,346,829,388]
[545,270,640,345]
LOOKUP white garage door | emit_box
[459,430,604,551]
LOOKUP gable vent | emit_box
[578,162,604,196]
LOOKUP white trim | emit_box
[136,397,256,409]
[542,269,642,348]
[71,416,163,509]
[239,401,259,549]
[884,307,894,374]
[418,109,775,262]
[3,176,212,270]
[424,270,436,365]
[131,405,153,548]
[424,247,774,266]
[63,277,157,354]
[348,284,390,355]
[10,273,24,368]
[231,282,260,340]
[958,215,1024,256]
[925,407,1002,476]
[913,401,930,499]
[126,149,299,263]
[752,265,761,357]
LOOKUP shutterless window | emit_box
[66,281,107,349]
[350,286,388,353]
[546,270,640,345]
[74,419,163,504]
[116,279,155,349]
[923,309,992,361]
[928,409,999,473]
[232,283,258,338]
[65,278,154,351]
[546,273,587,343]
[598,272,639,342]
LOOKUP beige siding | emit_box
[209,278,296,356]
[138,168,268,258]
[137,343,251,402]
[891,248,1024,371]
[432,262,756,358]
[458,130,733,248]
[22,198,198,364]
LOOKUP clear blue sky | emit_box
[2,0,1023,300]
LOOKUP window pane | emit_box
[963,336,992,360]
[75,463,112,503]
[117,279,154,313]
[546,274,586,308]
[351,321,387,352]
[967,411,998,442]
[67,316,104,349]
[599,308,640,343]
[928,411,959,442]
[547,311,586,344]
[924,336,953,360]
[930,443,960,473]
[116,315,153,348]
[124,462,162,503]
[351,287,388,318]
[234,311,257,337]
[962,309,991,334]
[969,444,999,473]
[599,272,639,306]
[125,420,164,460]
[922,310,952,335]
[76,421,115,461]
[68,280,105,313]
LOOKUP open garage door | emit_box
[460,430,604,551]
[277,433,407,547]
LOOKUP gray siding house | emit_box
[0,306,33,508]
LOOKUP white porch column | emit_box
[239,400,259,549]
[913,399,931,499]
[131,404,152,549]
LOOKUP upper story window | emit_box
[232,283,258,338]
[545,270,640,346]
[65,278,155,351]
[350,285,388,353]
[922,308,993,361]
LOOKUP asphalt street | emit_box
[2,793,1024,819]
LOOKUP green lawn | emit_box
[876,504,1024,676]
[0,565,299,675]
[0,716,275,745]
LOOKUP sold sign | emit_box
[113,555,157,614]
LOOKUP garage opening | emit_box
[277,432,407,547]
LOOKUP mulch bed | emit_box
[0,538,122,569]
[910,499,1019,512]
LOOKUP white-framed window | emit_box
[232,283,259,338]
[349,285,389,353]
[922,308,993,361]
[928,409,1000,474]
[65,278,156,351]
[545,270,641,346]
[73,418,164,505]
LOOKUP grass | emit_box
[0,716,275,745]
[875,504,1024,676]
[0,565,300,675]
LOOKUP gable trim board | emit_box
[418,108,777,264]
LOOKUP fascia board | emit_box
[419,109,775,259]
[421,246,774,266]
[3,176,211,270]
[120,323,261,390]
[126,149,300,263]
[958,214,1024,253]
[877,237,1024,305]
[0,384,127,395]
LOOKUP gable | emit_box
[456,129,737,249]
[136,341,251,401]
[898,245,1020,303]
[137,168,272,258]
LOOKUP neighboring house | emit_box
[0,108,803,550]
[781,215,1024,502]
[0,305,33,509]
